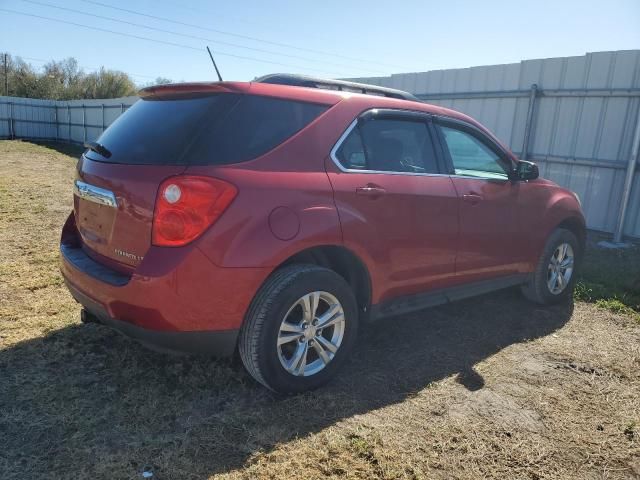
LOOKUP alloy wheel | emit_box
[277,291,346,377]
[547,242,574,294]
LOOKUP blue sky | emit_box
[1,0,639,85]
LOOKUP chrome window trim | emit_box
[73,180,118,208]
[329,113,450,178]
[449,173,510,181]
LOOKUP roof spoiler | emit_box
[138,82,249,98]
[255,74,420,102]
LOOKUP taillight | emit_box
[152,175,237,247]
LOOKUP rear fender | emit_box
[191,168,344,268]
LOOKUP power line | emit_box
[79,0,407,70]
[157,0,406,61]
[20,0,386,75]
[0,8,352,77]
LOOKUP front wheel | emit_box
[521,228,580,305]
[238,264,358,393]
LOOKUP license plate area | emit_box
[74,180,117,243]
[77,201,116,239]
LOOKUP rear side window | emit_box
[85,94,328,165]
[85,95,238,165]
[335,118,438,173]
[188,95,327,165]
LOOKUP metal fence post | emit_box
[82,105,86,143]
[101,104,105,134]
[613,103,640,243]
[67,105,71,141]
[521,83,538,160]
[8,101,13,139]
[54,105,58,141]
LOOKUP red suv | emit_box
[60,74,585,393]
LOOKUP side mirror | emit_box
[512,160,539,181]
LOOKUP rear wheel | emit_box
[239,264,358,393]
[521,228,580,305]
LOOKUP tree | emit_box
[153,76,172,85]
[9,57,41,98]
[1,53,139,100]
[41,58,84,99]
[79,68,137,99]
[140,76,173,88]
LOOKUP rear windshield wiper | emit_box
[83,141,112,159]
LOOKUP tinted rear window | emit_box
[85,94,329,165]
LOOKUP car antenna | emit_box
[206,46,223,82]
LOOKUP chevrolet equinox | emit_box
[60,74,585,393]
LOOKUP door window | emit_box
[439,125,509,179]
[335,118,438,174]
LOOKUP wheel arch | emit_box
[276,245,372,318]
[553,216,586,255]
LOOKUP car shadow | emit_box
[29,140,86,158]
[0,288,573,478]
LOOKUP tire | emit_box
[238,264,359,394]
[521,228,581,305]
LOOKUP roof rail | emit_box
[254,73,419,102]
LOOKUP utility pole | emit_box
[4,53,8,97]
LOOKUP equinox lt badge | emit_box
[114,249,144,262]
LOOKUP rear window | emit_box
[85,94,329,165]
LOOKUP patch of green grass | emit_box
[575,239,640,319]
[346,432,383,468]
[348,434,375,459]
[595,299,639,318]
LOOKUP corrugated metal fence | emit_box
[1,51,639,239]
[0,96,137,144]
[350,50,640,240]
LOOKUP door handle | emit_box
[462,193,483,205]
[356,185,386,198]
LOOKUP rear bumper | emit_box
[67,280,239,356]
[60,213,271,356]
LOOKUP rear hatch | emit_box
[75,93,240,272]
[74,86,330,273]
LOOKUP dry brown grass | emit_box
[0,140,639,480]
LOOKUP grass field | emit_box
[1,140,639,480]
